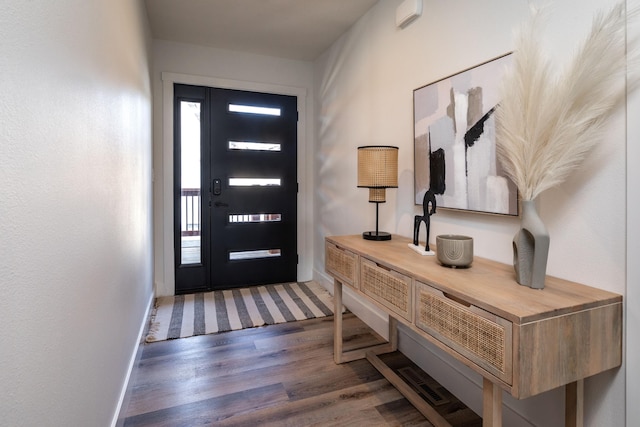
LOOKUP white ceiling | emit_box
[144,0,379,61]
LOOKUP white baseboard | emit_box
[111,291,155,427]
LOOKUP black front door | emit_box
[174,84,298,294]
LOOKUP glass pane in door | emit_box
[180,101,201,265]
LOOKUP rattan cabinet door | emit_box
[415,281,513,384]
[360,258,412,321]
[325,242,359,289]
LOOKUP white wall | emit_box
[0,1,153,426]
[152,40,315,296]
[627,1,640,425]
[314,0,631,425]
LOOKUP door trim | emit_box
[158,72,309,296]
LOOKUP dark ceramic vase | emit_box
[513,200,549,289]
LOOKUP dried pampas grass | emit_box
[496,3,637,201]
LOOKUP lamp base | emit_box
[362,231,392,241]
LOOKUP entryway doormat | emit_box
[145,281,338,343]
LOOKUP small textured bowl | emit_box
[436,235,473,268]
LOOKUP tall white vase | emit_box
[513,200,549,289]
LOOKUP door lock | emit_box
[213,179,222,195]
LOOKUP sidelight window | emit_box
[180,101,202,265]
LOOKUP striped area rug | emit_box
[145,281,337,343]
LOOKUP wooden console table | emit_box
[325,235,622,427]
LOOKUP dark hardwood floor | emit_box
[121,313,480,426]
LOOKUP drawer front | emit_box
[325,242,359,288]
[360,258,412,321]
[415,281,513,384]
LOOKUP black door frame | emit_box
[173,83,298,294]
[159,73,308,297]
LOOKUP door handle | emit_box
[214,201,229,208]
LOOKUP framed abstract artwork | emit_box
[413,53,518,216]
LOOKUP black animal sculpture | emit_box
[413,189,437,251]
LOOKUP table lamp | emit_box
[357,145,399,241]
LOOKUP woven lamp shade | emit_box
[357,146,399,202]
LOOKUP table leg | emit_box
[332,279,396,364]
[333,279,343,364]
[565,380,584,427]
[389,316,398,351]
[483,378,502,427]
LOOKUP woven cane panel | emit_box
[325,243,358,288]
[416,286,510,380]
[357,146,399,188]
[360,259,411,320]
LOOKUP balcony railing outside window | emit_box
[181,188,200,236]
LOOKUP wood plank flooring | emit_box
[121,313,480,426]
